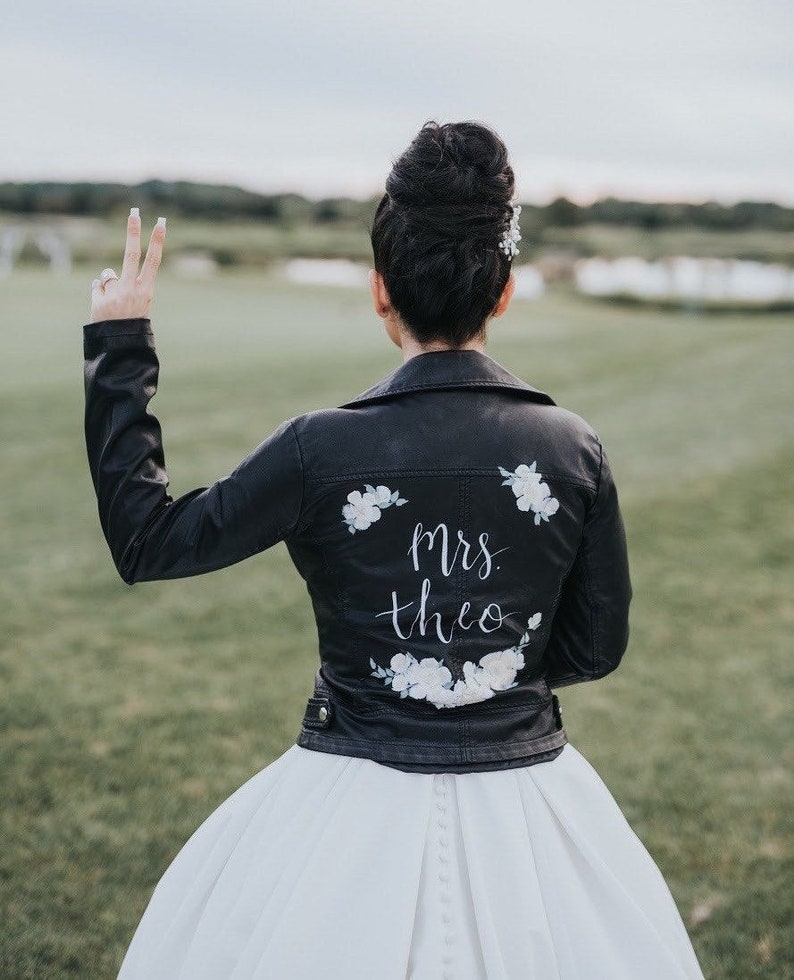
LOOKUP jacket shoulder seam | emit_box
[306,469,597,490]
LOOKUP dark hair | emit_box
[370,119,516,347]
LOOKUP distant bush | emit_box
[0,180,791,231]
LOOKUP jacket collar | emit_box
[339,348,556,408]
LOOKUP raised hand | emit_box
[89,208,166,323]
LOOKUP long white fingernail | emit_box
[130,207,139,218]
[156,216,166,228]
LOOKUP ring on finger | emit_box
[100,267,119,287]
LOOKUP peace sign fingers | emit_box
[88,209,168,324]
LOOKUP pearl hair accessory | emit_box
[498,203,522,259]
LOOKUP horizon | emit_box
[1,174,790,210]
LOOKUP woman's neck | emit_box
[399,332,487,363]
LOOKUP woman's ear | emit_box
[492,271,516,318]
[369,269,389,319]
[369,269,403,349]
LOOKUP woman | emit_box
[84,121,705,978]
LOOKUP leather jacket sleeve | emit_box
[83,318,303,585]
[542,439,632,688]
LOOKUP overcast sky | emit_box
[2,1,792,204]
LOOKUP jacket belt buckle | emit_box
[302,695,332,730]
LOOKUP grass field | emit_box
[1,265,792,977]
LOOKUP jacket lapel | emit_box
[338,349,556,408]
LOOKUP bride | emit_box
[83,119,705,978]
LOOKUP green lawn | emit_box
[1,266,792,977]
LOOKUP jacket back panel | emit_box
[287,389,603,727]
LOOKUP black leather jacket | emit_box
[83,317,632,774]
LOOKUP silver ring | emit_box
[100,268,119,286]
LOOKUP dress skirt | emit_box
[117,741,705,979]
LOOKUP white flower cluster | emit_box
[370,613,542,709]
[499,462,559,525]
[498,203,522,259]
[342,484,408,534]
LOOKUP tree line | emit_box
[1,180,792,232]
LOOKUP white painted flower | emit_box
[478,647,526,690]
[428,684,460,707]
[405,657,453,700]
[514,479,545,509]
[367,485,393,507]
[499,462,559,525]
[342,490,382,532]
[532,493,560,525]
[463,659,497,691]
[342,483,408,534]
[452,668,496,705]
[390,652,412,673]
[387,653,414,693]
[369,612,544,709]
[510,462,543,501]
[390,672,410,693]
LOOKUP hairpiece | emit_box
[498,203,522,259]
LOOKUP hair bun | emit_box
[370,119,516,347]
[385,120,514,210]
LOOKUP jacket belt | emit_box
[296,671,568,773]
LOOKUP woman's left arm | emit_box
[82,211,304,585]
[83,320,303,584]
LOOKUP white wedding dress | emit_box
[117,738,705,979]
